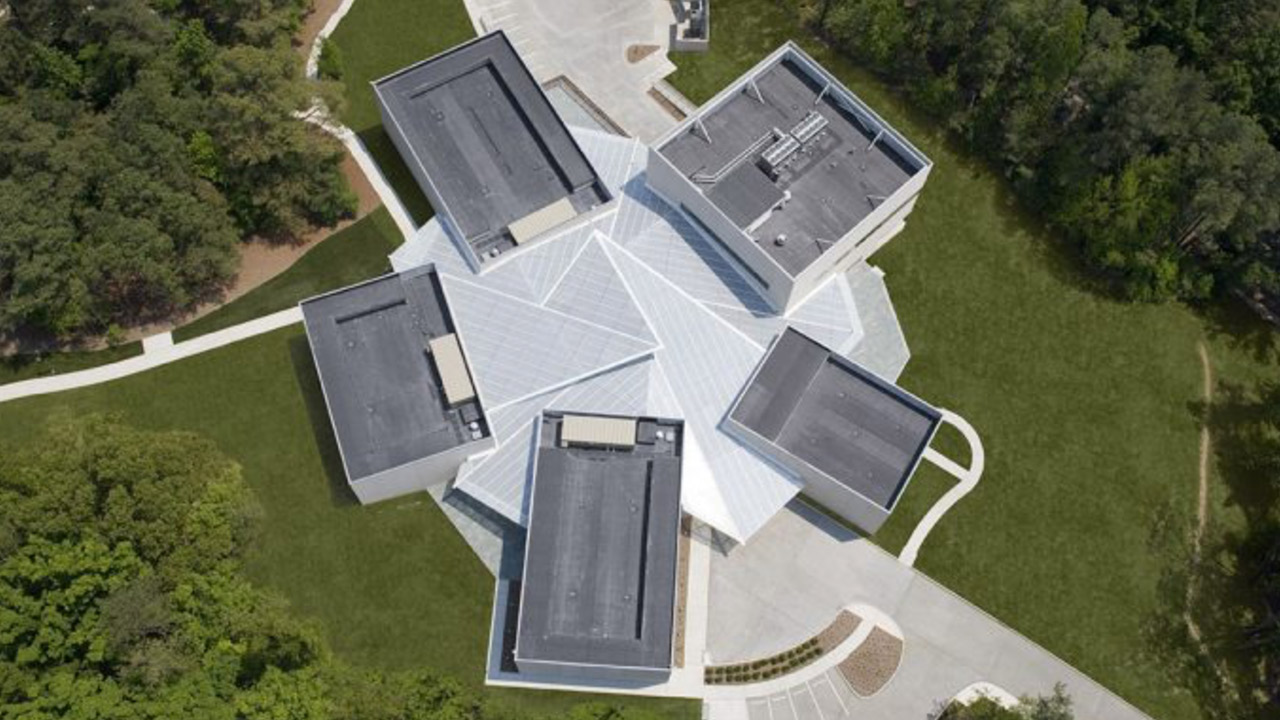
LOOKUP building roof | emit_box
[728,327,939,510]
[373,31,609,267]
[516,412,683,670]
[657,44,929,277]
[395,124,911,544]
[300,266,489,481]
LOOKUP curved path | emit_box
[898,409,984,567]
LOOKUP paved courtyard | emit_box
[706,502,1150,720]
[463,0,681,140]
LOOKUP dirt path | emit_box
[1186,341,1213,643]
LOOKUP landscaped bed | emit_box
[837,628,903,697]
[705,610,861,684]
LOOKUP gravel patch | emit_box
[838,628,902,697]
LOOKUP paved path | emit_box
[898,409,984,567]
[465,0,681,141]
[706,504,1153,719]
[0,308,302,404]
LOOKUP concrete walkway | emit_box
[899,409,984,567]
[0,308,302,404]
[704,505,1152,719]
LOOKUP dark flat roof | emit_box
[373,32,608,261]
[301,267,488,481]
[660,55,921,277]
[730,328,939,509]
[517,413,683,670]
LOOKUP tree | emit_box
[946,684,1073,719]
[0,0,351,341]
[206,44,355,239]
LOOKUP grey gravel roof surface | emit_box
[730,328,938,508]
[374,31,607,254]
[517,413,683,669]
[301,267,487,480]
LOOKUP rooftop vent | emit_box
[790,111,828,145]
[760,134,800,176]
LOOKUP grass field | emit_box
[0,341,143,388]
[328,0,477,226]
[0,327,696,720]
[174,209,401,342]
[669,3,1279,719]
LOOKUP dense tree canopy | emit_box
[0,0,355,339]
[805,0,1280,305]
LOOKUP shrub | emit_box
[317,37,345,80]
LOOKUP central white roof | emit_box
[390,126,897,542]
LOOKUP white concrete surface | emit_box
[465,0,682,141]
[703,504,1152,719]
[683,524,714,670]
[0,307,303,404]
[141,331,174,354]
[898,408,984,567]
[305,0,359,78]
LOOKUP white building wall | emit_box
[349,436,496,505]
[646,144,930,315]
[645,146,793,308]
[513,657,671,684]
[723,418,890,534]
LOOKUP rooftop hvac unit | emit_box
[760,134,800,175]
[791,111,828,145]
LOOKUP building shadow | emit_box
[288,333,359,508]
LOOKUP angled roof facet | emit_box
[545,238,655,344]
[605,242,801,541]
[382,125,908,544]
[441,275,657,409]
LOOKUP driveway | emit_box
[464,0,682,141]
[707,502,1151,719]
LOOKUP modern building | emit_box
[724,327,941,533]
[300,265,494,504]
[647,42,931,313]
[512,411,684,682]
[373,31,611,271]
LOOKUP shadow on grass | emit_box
[288,333,358,508]
[1199,298,1280,366]
[355,125,435,227]
[1144,379,1280,720]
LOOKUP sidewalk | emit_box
[0,308,302,404]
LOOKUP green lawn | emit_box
[0,341,143,388]
[869,462,955,557]
[173,209,400,342]
[0,327,696,720]
[328,0,476,226]
[670,3,1278,719]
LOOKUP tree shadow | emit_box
[1145,378,1280,719]
[1198,297,1280,366]
[288,333,359,508]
